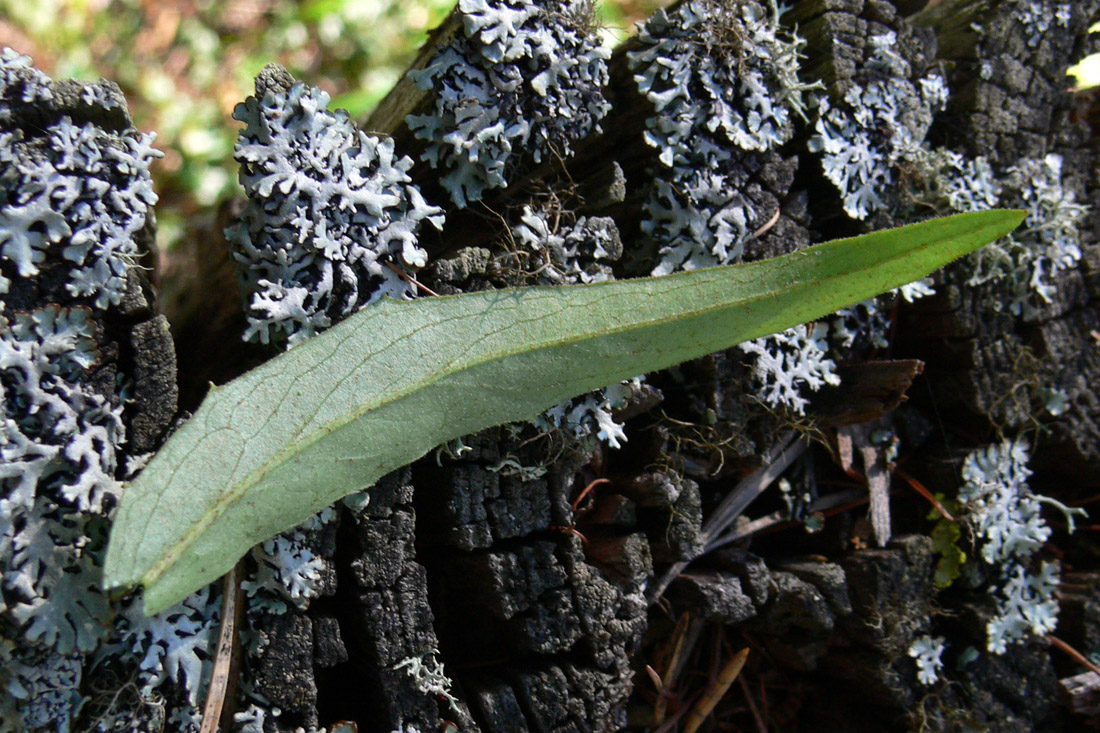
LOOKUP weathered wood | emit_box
[898,0,1100,474]
[667,572,758,623]
[809,360,924,426]
[914,0,1091,162]
[403,428,649,729]
[617,471,703,563]
[251,614,320,728]
[10,0,1100,728]
[1061,671,1100,718]
[788,0,933,99]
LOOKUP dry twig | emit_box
[200,561,244,733]
[682,647,750,733]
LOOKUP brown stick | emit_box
[1048,634,1100,677]
[652,612,692,725]
[200,561,245,733]
[893,467,956,520]
[682,647,750,733]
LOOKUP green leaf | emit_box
[928,494,967,589]
[1067,22,1100,92]
[104,209,1025,614]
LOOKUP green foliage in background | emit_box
[1067,22,1100,91]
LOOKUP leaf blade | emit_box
[105,209,1024,614]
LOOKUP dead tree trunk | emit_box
[4,0,1100,731]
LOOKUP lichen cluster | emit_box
[891,146,1086,316]
[1019,0,1073,48]
[741,29,949,414]
[535,377,642,450]
[629,0,814,275]
[798,23,1089,416]
[809,32,949,221]
[960,153,1086,314]
[0,305,124,730]
[0,49,161,307]
[738,323,840,415]
[407,0,610,207]
[0,50,221,732]
[242,506,335,614]
[908,634,946,685]
[394,650,460,714]
[959,439,1082,654]
[228,67,443,348]
[809,25,1087,318]
[738,276,939,414]
[510,204,620,285]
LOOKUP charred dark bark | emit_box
[896,0,1100,476]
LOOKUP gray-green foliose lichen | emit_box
[228,67,444,348]
[0,48,160,307]
[809,32,948,221]
[0,48,225,733]
[629,0,814,276]
[407,0,610,207]
[957,438,1082,654]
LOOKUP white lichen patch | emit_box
[809,32,948,220]
[408,0,610,207]
[0,48,54,121]
[0,299,220,730]
[229,71,443,347]
[630,0,811,159]
[242,506,336,613]
[908,634,946,685]
[629,0,816,274]
[985,560,1060,655]
[739,323,840,414]
[395,649,461,714]
[931,150,1001,214]
[740,296,927,415]
[961,439,1049,565]
[510,204,619,285]
[1020,0,1073,49]
[0,50,161,306]
[959,438,1084,654]
[830,299,892,352]
[112,586,219,706]
[534,377,643,449]
[4,651,84,731]
[918,149,1087,315]
[964,154,1086,314]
